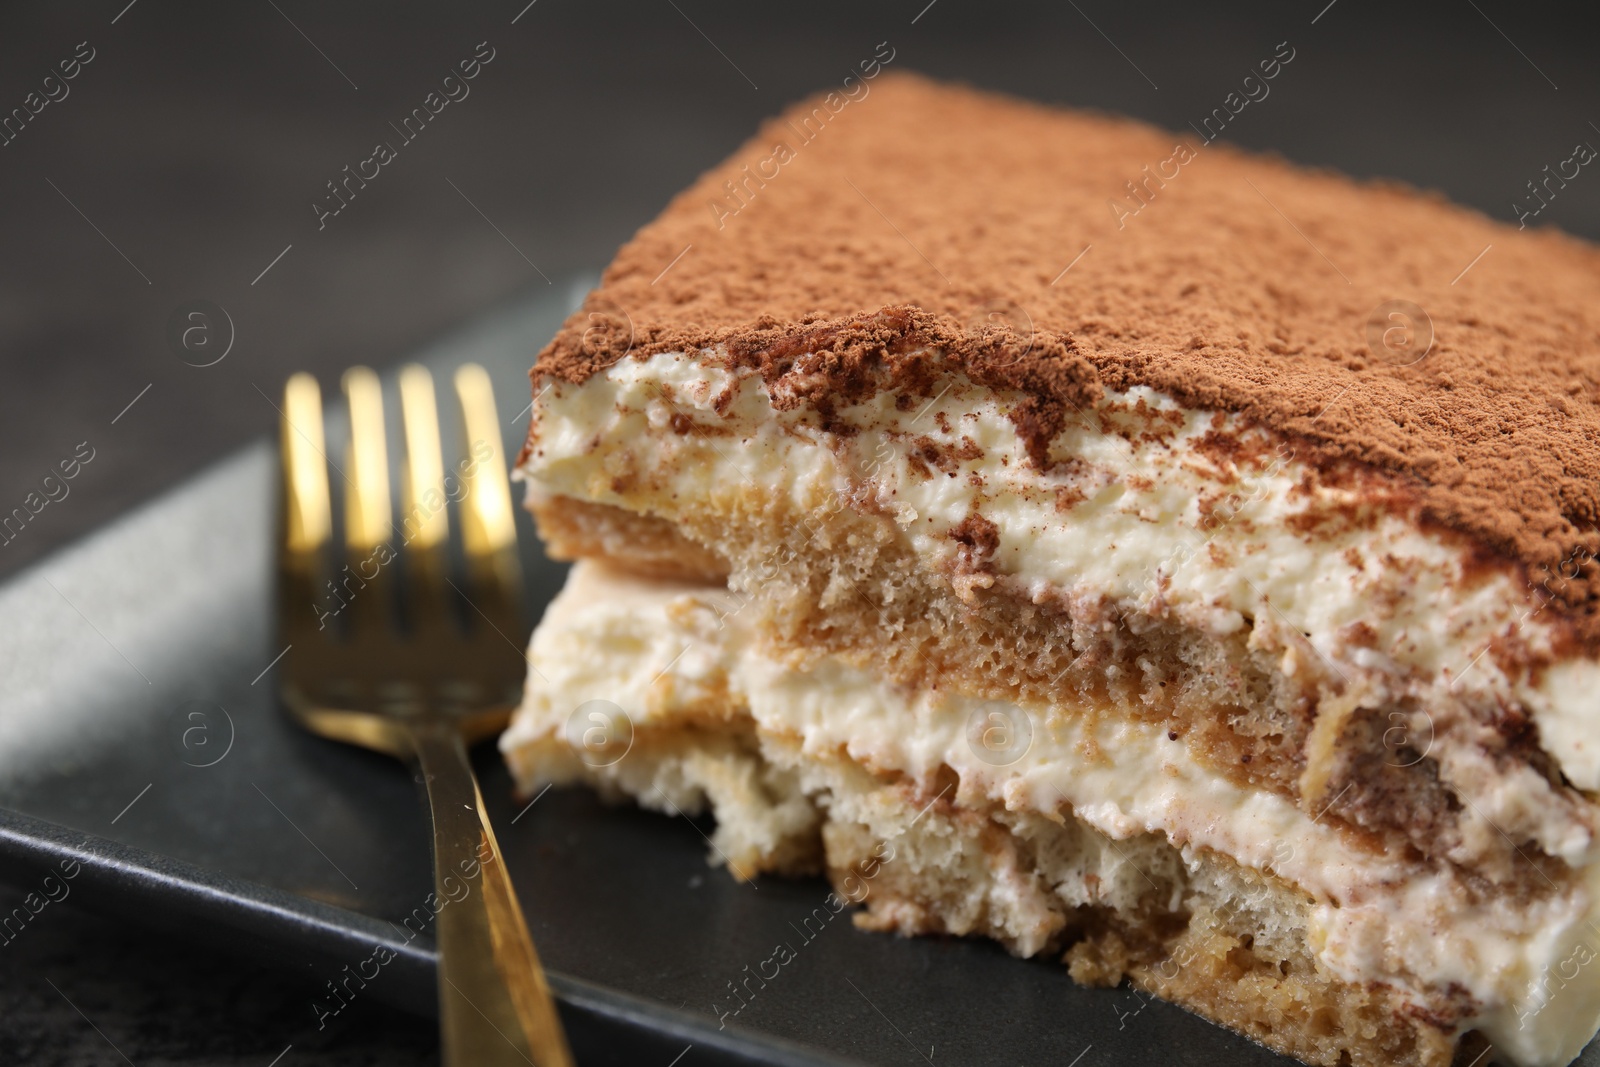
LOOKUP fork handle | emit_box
[408,718,574,1067]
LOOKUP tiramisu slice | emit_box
[501,73,1600,1067]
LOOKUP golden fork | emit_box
[277,363,573,1067]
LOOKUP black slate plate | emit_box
[0,282,1485,1067]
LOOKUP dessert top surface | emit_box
[532,71,1600,626]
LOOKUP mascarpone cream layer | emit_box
[503,561,1600,1067]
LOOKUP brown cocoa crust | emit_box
[526,71,1600,642]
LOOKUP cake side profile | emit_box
[504,73,1600,1067]
[504,561,1482,1066]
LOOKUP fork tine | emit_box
[453,363,522,635]
[280,372,332,637]
[398,365,448,552]
[342,367,392,549]
[398,365,454,639]
[341,367,395,635]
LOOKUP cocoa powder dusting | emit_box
[949,512,1000,570]
[528,73,1600,642]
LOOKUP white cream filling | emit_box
[503,562,1600,1067]
[521,352,1600,848]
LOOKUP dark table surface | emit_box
[3,2,1599,1063]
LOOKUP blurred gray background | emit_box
[2,1,1597,1063]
